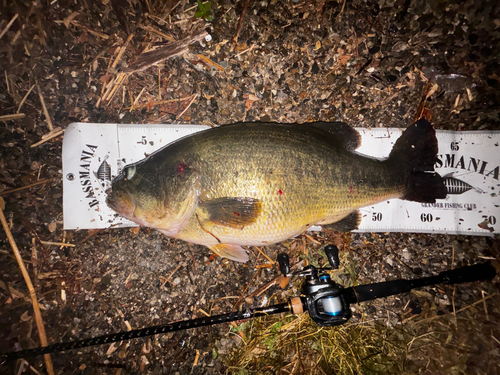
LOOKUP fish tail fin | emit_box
[388,119,447,203]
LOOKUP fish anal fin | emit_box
[199,197,262,229]
[309,122,361,151]
[210,244,249,262]
[321,210,361,232]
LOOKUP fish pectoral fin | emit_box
[209,244,249,263]
[321,210,361,232]
[199,197,262,229]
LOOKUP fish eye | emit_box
[123,165,136,180]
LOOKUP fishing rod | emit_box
[0,245,496,364]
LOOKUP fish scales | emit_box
[181,125,400,242]
[107,120,446,262]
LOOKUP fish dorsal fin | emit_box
[308,122,361,151]
[321,210,361,232]
[210,244,249,262]
[199,197,262,229]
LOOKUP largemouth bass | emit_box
[106,119,446,262]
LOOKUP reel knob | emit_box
[277,253,290,276]
[324,245,340,269]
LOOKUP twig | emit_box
[185,1,207,12]
[138,25,176,42]
[62,11,79,28]
[304,233,321,245]
[0,113,25,121]
[481,290,489,321]
[198,308,210,317]
[101,72,129,104]
[160,265,182,287]
[126,95,193,110]
[234,44,256,57]
[124,30,208,73]
[132,87,146,108]
[17,84,35,113]
[189,247,198,277]
[492,335,500,346]
[0,13,18,41]
[112,33,134,69]
[407,331,435,351]
[70,21,109,39]
[233,268,260,310]
[231,0,252,52]
[409,293,497,325]
[5,70,9,93]
[352,27,359,59]
[175,93,198,120]
[0,197,54,375]
[254,246,274,264]
[158,67,161,101]
[36,83,53,131]
[0,178,53,195]
[339,0,347,16]
[414,80,432,122]
[40,241,75,247]
[197,54,225,71]
[192,349,200,370]
[30,128,64,148]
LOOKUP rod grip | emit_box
[350,280,413,303]
[349,262,496,304]
[438,262,496,285]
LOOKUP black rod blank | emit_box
[1,303,291,362]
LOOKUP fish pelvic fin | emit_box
[388,119,447,203]
[209,244,249,262]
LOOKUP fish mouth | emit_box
[106,187,137,220]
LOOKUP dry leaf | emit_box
[20,310,31,321]
[245,99,254,111]
[338,54,350,65]
[278,276,290,289]
[236,42,248,51]
[48,222,57,232]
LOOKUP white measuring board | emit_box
[62,123,500,236]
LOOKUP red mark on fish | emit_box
[176,163,188,175]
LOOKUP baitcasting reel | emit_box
[278,245,351,326]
